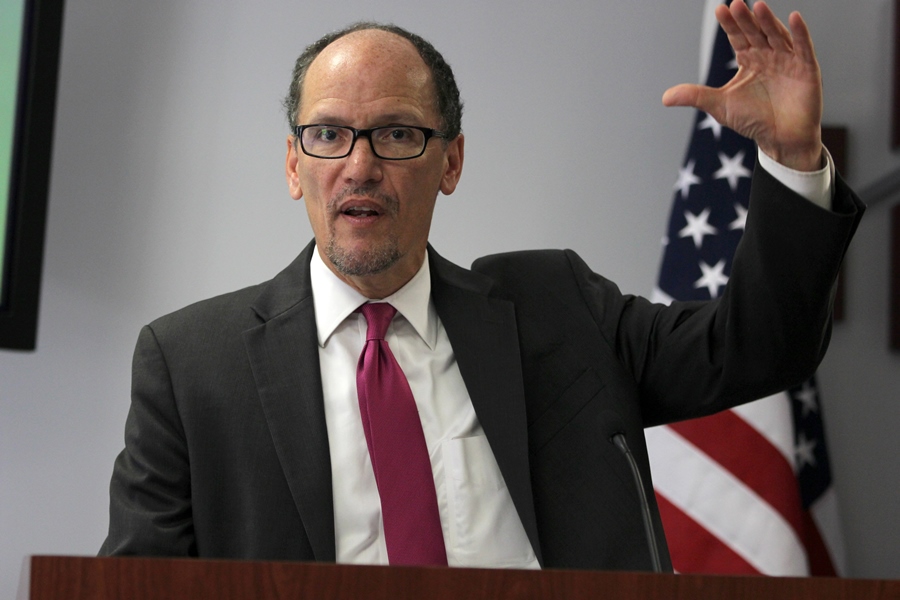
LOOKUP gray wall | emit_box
[2,0,898,595]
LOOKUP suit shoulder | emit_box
[473,248,568,270]
[472,248,599,290]
[471,249,635,335]
[147,282,267,342]
[142,244,315,354]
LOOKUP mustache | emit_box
[328,186,399,216]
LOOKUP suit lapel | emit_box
[242,241,336,561]
[240,243,541,565]
[429,248,543,565]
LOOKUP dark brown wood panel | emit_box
[22,556,900,600]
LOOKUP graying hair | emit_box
[282,22,463,139]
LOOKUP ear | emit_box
[439,134,464,195]
[285,135,303,200]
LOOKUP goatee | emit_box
[325,236,401,277]
[325,186,401,277]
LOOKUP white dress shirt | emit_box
[757,147,833,210]
[310,249,540,568]
[309,149,832,569]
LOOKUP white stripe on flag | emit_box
[699,0,724,83]
[650,286,674,306]
[731,392,795,467]
[645,424,809,575]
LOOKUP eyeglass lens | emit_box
[300,126,429,159]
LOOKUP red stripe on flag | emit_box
[655,492,760,574]
[802,509,838,576]
[669,410,806,541]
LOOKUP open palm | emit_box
[664,0,823,172]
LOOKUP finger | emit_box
[730,0,772,51]
[754,1,793,52]
[788,11,817,65]
[716,3,750,52]
[662,83,698,108]
[662,83,723,120]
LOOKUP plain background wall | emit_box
[2,0,899,595]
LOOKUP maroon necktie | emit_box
[356,302,448,566]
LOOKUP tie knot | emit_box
[361,302,397,341]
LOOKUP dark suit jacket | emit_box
[100,166,863,571]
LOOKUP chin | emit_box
[326,239,402,278]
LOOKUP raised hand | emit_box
[662,0,823,172]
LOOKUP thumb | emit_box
[662,83,718,112]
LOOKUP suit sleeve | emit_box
[572,165,864,426]
[99,324,197,556]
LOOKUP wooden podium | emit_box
[18,556,900,600]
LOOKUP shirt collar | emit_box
[310,246,437,350]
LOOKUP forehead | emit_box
[300,30,438,123]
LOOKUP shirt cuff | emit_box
[756,146,834,211]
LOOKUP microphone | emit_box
[609,428,665,573]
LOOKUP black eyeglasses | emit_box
[293,124,448,160]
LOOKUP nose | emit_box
[343,133,383,184]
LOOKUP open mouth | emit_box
[343,206,381,218]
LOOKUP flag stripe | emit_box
[645,424,808,575]
[655,492,759,574]
[802,505,838,576]
[731,392,795,465]
[809,487,845,572]
[668,409,807,542]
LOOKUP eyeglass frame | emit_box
[292,124,449,160]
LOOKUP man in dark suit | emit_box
[101,1,863,571]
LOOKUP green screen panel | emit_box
[0,0,28,300]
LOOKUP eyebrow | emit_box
[303,111,427,127]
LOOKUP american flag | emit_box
[645,0,845,576]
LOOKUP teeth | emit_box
[345,207,378,217]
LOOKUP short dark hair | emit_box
[283,22,463,140]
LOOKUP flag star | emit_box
[693,259,729,298]
[674,159,702,199]
[728,203,748,231]
[698,112,723,140]
[714,150,752,192]
[795,432,818,469]
[679,207,718,249]
[795,382,819,417]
